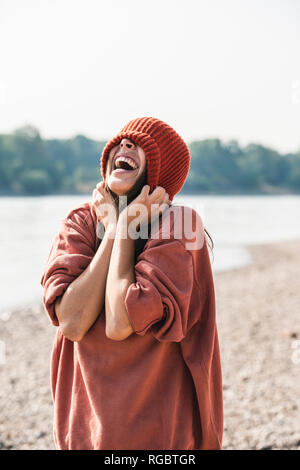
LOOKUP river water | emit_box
[1,194,300,313]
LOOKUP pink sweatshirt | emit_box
[40,201,223,450]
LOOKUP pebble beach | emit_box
[0,238,299,450]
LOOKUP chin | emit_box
[106,167,147,199]
[107,179,134,196]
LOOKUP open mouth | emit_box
[113,155,139,172]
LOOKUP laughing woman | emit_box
[40,117,223,450]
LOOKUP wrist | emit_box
[117,209,131,227]
[116,211,137,241]
[104,223,117,239]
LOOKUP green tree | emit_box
[18,169,53,195]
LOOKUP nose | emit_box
[120,138,135,151]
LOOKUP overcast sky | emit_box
[0,0,300,153]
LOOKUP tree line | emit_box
[0,125,299,196]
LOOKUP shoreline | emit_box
[1,189,300,198]
[215,238,300,450]
[0,238,299,450]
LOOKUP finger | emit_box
[91,190,99,214]
[155,189,169,205]
[140,185,151,198]
[152,186,165,196]
[163,192,170,205]
[148,203,167,224]
[158,202,169,215]
[93,187,101,200]
[92,188,99,203]
[96,182,106,195]
[149,186,166,202]
[92,193,103,211]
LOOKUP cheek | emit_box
[106,149,117,175]
[142,158,147,176]
[105,159,111,177]
[139,151,147,173]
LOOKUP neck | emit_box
[106,169,148,214]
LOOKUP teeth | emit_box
[115,156,138,170]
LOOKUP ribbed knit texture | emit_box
[100,117,191,200]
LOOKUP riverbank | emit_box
[0,238,299,450]
[1,188,299,197]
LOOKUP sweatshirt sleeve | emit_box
[40,205,97,326]
[124,238,197,342]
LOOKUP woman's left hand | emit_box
[119,185,171,229]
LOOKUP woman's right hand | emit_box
[91,181,118,232]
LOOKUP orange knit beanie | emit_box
[100,117,190,201]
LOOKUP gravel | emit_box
[0,239,299,450]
